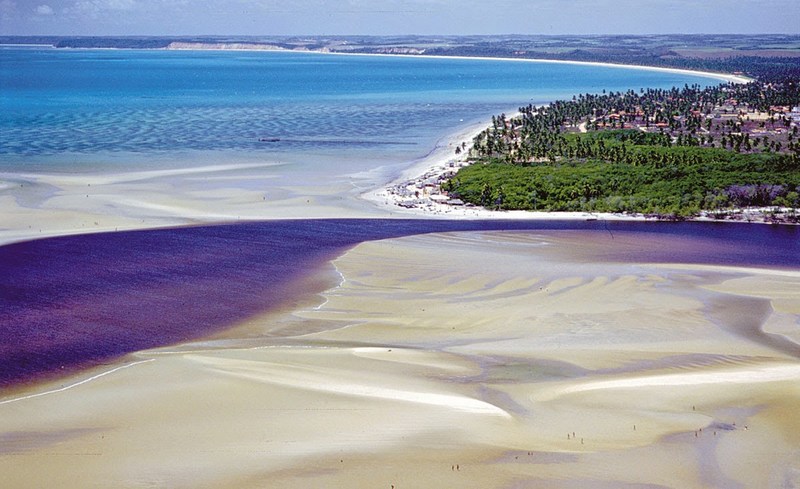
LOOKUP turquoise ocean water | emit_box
[1,47,725,175]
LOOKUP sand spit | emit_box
[1,230,798,488]
[162,43,753,85]
[332,51,753,85]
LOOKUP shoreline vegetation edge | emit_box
[158,44,776,224]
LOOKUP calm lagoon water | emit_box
[1,47,725,175]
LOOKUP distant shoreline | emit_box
[3,40,754,85]
[320,49,753,84]
[170,44,752,84]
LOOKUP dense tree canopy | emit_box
[445,80,800,219]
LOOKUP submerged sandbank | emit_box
[0,159,384,246]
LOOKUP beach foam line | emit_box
[188,354,511,418]
[535,363,800,401]
[0,359,154,406]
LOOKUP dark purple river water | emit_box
[1,219,798,388]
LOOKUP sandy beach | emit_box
[344,51,754,84]
[1,230,798,488]
[170,42,753,85]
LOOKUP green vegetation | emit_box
[445,141,799,217]
[444,80,800,220]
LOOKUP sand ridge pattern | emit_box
[1,229,798,488]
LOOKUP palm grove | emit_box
[443,79,800,220]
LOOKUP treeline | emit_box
[472,83,800,163]
[511,131,800,170]
[53,37,172,49]
[445,79,800,218]
[444,142,800,217]
[0,36,317,51]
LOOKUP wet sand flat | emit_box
[0,161,382,246]
[1,230,798,488]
